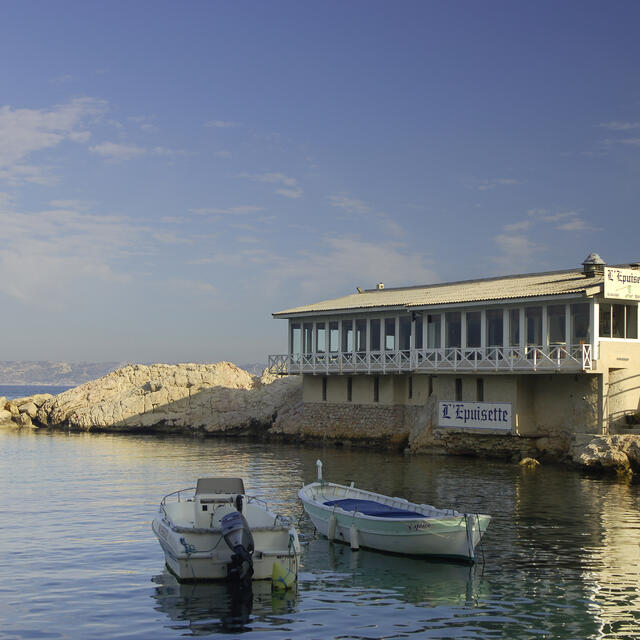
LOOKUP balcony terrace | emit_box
[268,344,593,376]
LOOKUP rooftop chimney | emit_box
[376,282,385,290]
[582,252,605,277]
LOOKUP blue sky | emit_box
[1,1,639,364]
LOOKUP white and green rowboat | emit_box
[299,461,490,563]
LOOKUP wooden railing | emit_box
[268,344,593,375]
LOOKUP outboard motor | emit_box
[221,510,254,581]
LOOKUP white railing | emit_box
[268,344,593,375]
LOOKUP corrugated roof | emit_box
[273,268,605,317]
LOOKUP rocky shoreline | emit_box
[2,361,639,474]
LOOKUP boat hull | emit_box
[300,482,490,563]
[153,515,299,582]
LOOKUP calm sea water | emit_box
[0,385,73,400]
[2,425,640,638]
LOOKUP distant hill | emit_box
[0,361,268,385]
[0,361,124,385]
[239,363,268,376]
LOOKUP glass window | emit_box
[571,303,590,344]
[329,321,339,352]
[347,377,352,402]
[601,303,639,339]
[526,307,542,345]
[385,318,396,350]
[291,322,301,355]
[446,312,461,348]
[427,314,441,348]
[486,309,503,347]
[322,376,327,401]
[509,309,520,346]
[414,314,423,349]
[476,378,484,402]
[370,319,381,351]
[355,319,367,352]
[628,305,638,339]
[399,316,411,350]
[373,376,379,402]
[466,311,481,348]
[341,320,353,352]
[613,304,625,338]
[316,322,326,353]
[599,304,611,337]
[303,323,313,353]
[408,376,413,400]
[548,305,566,344]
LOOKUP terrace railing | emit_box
[268,344,593,375]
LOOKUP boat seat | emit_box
[323,498,427,518]
[195,477,245,495]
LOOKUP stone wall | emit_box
[271,400,409,448]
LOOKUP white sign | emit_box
[438,402,512,430]
[604,267,640,301]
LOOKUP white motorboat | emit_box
[152,477,301,583]
[299,461,490,563]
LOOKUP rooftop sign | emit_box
[604,267,640,301]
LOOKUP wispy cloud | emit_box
[239,172,303,198]
[0,204,145,306]
[328,195,371,214]
[152,231,194,244]
[89,141,146,161]
[469,178,524,191]
[492,233,540,270]
[599,121,640,131]
[493,207,598,271]
[166,278,217,293]
[0,97,106,184]
[49,74,73,85]
[276,187,303,199]
[191,205,264,215]
[152,146,191,157]
[243,172,297,186]
[205,120,241,128]
[603,137,640,147]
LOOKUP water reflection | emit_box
[304,537,485,607]
[5,429,640,639]
[152,572,298,635]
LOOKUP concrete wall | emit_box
[595,342,640,429]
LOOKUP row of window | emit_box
[599,303,638,339]
[319,375,480,403]
[292,302,603,354]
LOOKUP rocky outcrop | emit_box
[570,435,640,472]
[1,394,54,428]
[2,362,301,435]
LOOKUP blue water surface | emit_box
[1,429,639,639]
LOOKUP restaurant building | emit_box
[269,254,640,453]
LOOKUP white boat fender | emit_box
[316,459,323,481]
[349,525,359,550]
[328,512,337,541]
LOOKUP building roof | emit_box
[274,268,606,317]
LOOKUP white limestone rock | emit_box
[19,402,38,419]
[0,408,13,425]
[572,436,630,470]
[37,362,302,434]
[13,394,53,407]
